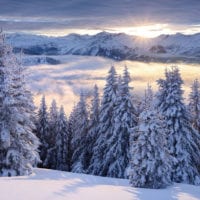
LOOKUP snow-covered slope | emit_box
[7,32,200,62]
[0,168,199,200]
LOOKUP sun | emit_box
[111,24,172,38]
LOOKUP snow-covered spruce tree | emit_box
[88,66,118,176]
[55,106,69,171]
[129,84,172,188]
[0,32,40,176]
[101,66,138,178]
[85,85,100,173]
[67,105,77,171]
[188,79,200,133]
[188,79,200,172]
[36,95,49,167]
[43,99,59,169]
[49,99,59,138]
[156,67,200,184]
[138,83,154,113]
[139,83,153,112]
[71,92,89,173]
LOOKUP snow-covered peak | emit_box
[6,31,200,62]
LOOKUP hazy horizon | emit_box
[5,29,200,38]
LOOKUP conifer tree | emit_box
[85,85,100,173]
[101,66,137,178]
[49,99,59,142]
[89,66,117,175]
[55,106,69,171]
[129,84,172,188]
[44,99,59,169]
[71,92,89,173]
[36,95,49,167]
[188,79,200,172]
[188,79,200,133]
[0,32,40,176]
[67,105,77,171]
[156,67,200,184]
[140,83,153,112]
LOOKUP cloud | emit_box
[0,0,200,33]
[26,55,199,114]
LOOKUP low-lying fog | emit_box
[27,55,200,115]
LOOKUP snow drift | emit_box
[0,168,199,200]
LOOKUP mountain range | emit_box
[7,32,200,63]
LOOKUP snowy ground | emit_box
[0,168,199,200]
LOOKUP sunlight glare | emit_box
[110,24,172,38]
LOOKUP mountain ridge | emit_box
[6,31,200,62]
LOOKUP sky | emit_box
[0,0,200,37]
